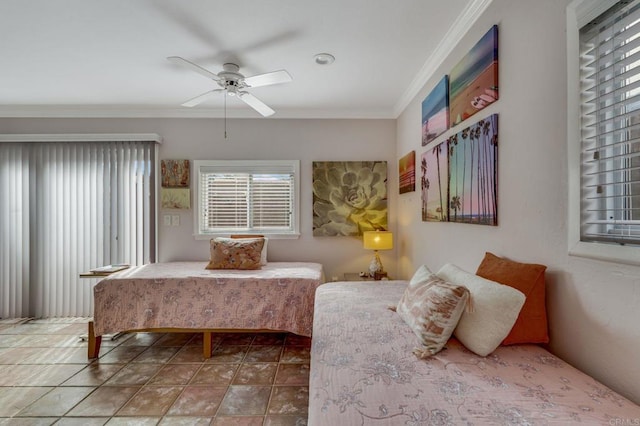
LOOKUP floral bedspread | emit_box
[310,282,640,425]
[93,262,324,337]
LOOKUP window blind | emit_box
[0,140,156,318]
[580,0,640,245]
[196,160,298,235]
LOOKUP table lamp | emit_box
[363,230,393,279]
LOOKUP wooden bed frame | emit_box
[87,320,281,359]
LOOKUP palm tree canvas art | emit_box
[421,142,448,222]
[448,114,498,225]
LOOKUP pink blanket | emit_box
[93,262,324,337]
[310,281,640,425]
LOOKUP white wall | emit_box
[396,0,640,404]
[0,117,398,281]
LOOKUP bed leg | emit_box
[203,331,212,359]
[88,321,102,359]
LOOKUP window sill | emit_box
[194,233,301,241]
[569,240,640,267]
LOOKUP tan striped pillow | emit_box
[396,266,470,358]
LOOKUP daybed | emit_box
[309,280,640,425]
[88,261,324,359]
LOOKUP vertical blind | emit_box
[196,160,297,235]
[580,0,640,245]
[0,140,156,318]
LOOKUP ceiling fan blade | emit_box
[243,70,292,88]
[238,92,275,117]
[182,89,223,107]
[167,56,220,81]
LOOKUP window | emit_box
[580,0,640,246]
[568,0,640,265]
[194,160,300,238]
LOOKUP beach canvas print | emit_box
[448,114,498,225]
[421,76,450,146]
[399,151,416,194]
[450,25,498,126]
[421,142,448,222]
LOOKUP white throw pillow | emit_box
[437,263,526,357]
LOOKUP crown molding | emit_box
[392,0,493,118]
[0,133,162,143]
[0,105,396,120]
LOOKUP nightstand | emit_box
[343,272,371,281]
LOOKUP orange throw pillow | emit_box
[475,252,549,345]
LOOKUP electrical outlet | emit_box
[163,215,171,226]
[171,215,180,226]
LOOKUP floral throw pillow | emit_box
[395,267,470,358]
[206,238,265,270]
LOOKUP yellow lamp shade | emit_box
[363,231,393,251]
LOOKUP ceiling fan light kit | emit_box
[168,56,292,117]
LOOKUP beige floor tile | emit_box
[244,345,282,363]
[208,345,249,364]
[53,418,108,426]
[233,363,278,385]
[149,363,201,385]
[167,386,227,416]
[190,364,238,386]
[264,415,309,426]
[280,347,310,364]
[117,386,183,416]
[17,386,95,417]
[62,363,125,386]
[213,416,265,425]
[267,386,309,415]
[0,386,53,417]
[66,386,140,416]
[274,363,310,385]
[96,346,147,363]
[170,346,209,363]
[217,385,271,416]
[105,417,160,425]
[132,346,181,363]
[158,416,212,425]
[104,363,163,385]
[0,417,58,425]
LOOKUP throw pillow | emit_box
[396,268,470,358]
[229,235,268,265]
[475,252,549,345]
[437,263,526,357]
[206,237,265,270]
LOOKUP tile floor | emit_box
[0,318,310,425]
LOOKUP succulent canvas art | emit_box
[312,161,388,236]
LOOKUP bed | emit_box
[88,261,324,359]
[309,281,640,425]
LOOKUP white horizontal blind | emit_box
[197,160,297,235]
[0,140,156,318]
[580,0,640,245]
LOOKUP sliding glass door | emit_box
[0,140,157,318]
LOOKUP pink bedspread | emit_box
[93,262,324,337]
[310,281,640,425]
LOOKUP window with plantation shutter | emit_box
[194,160,300,238]
[580,0,640,246]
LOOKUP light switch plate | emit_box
[163,215,171,226]
[171,215,180,226]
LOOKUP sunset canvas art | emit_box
[450,25,499,126]
[421,76,450,146]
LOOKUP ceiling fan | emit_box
[168,56,292,117]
